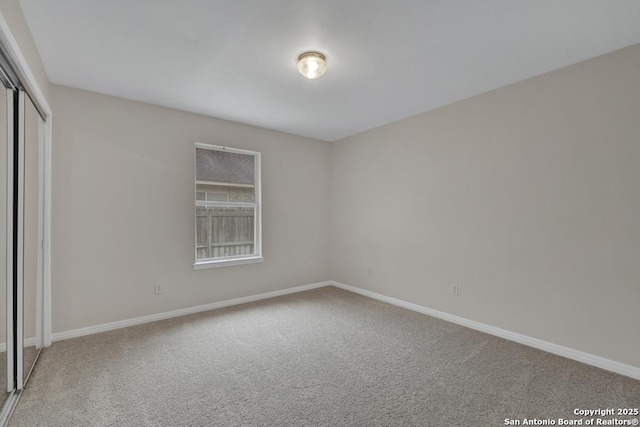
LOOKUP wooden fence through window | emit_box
[196,207,255,259]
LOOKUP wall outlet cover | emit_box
[154,282,164,295]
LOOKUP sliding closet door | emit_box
[0,34,49,424]
[22,94,40,384]
[0,80,8,408]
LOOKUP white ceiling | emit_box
[18,0,640,142]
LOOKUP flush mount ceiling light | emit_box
[297,52,327,80]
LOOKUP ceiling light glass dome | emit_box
[297,52,327,79]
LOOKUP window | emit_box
[194,144,262,269]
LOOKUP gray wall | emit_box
[330,43,640,368]
[51,85,331,333]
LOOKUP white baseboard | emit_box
[46,278,640,381]
[52,281,332,342]
[330,281,640,381]
[0,337,38,353]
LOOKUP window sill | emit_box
[193,256,264,270]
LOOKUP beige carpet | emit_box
[8,287,640,426]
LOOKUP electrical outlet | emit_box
[307,262,313,271]
[451,284,459,296]
[154,282,164,295]
[367,267,373,277]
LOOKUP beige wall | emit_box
[330,43,640,368]
[0,0,50,103]
[51,85,331,333]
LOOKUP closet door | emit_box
[21,93,41,385]
[0,77,8,408]
[0,75,17,418]
[0,37,48,424]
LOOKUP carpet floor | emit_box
[8,286,640,426]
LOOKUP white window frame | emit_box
[193,143,263,269]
